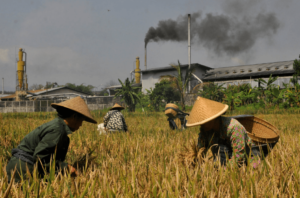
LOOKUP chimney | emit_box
[145,46,147,70]
[188,14,191,93]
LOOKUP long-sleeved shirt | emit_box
[103,110,127,131]
[17,117,71,173]
[198,116,257,166]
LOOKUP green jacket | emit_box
[6,117,72,182]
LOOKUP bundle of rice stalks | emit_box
[178,140,207,167]
[71,145,98,172]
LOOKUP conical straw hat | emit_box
[110,103,125,110]
[51,96,97,124]
[186,97,228,127]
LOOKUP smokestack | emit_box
[188,14,191,93]
[145,46,147,70]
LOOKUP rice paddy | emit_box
[0,110,300,197]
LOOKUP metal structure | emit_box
[16,48,28,101]
[135,57,141,84]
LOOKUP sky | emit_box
[0,0,300,91]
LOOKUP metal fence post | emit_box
[40,100,41,112]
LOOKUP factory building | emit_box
[135,59,296,92]
[141,63,211,92]
[203,60,297,88]
[0,86,91,101]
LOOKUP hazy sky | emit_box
[1,0,299,91]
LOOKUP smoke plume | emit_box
[144,11,280,55]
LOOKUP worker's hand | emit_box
[68,164,78,177]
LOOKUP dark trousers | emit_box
[212,142,277,166]
[6,156,34,183]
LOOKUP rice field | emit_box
[0,110,300,197]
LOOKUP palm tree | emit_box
[160,60,195,111]
[114,78,141,112]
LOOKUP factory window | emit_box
[240,70,244,73]
[284,65,289,69]
[258,68,262,71]
[266,68,270,71]
[233,70,237,73]
[275,67,279,70]
[225,71,229,74]
[248,69,252,72]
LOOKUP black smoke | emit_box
[144,12,280,56]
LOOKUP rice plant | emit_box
[0,111,299,197]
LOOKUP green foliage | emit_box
[293,58,300,77]
[65,83,94,95]
[160,60,195,111]
[146,80,180,112]
[199,82,225,102]
[199,73,300,110]
[114,78,141,112]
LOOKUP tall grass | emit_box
[0,110,299,197]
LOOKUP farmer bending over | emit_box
[103,103,127,132]
[6,96,97,183]
[186,97,260,167]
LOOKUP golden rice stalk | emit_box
[178,140,207,167]
[3,168,16,198]
[72,145,98,171]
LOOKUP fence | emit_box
[0,96,122,113]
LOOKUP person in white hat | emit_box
[103,103,128,132]
[186,97,259,167]
[6,96,97,183]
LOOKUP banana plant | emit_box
[223,91,243,110]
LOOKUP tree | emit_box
[160,60,195,111]
[29,84,44,90]
[114,78,141,112]
[146,80,180,111]
[65,83,94,95]
[197,82,225,102]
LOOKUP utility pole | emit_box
[188,14,191,93]
[2,78,3,95]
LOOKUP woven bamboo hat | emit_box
[165,103,179,118]
[235,116,280,143]
[110,103,125,110]
[186,97,228,127]
[51,96,97,124]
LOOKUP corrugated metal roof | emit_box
[141,63,212,74]
[0,86,90,100]
[204,60,294,81]
[106,83,142,90]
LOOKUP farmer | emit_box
[103,103,128,132]
[186,97,260,167]
[6,96,97,183]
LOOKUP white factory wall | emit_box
[213,76,297,89]
[141,67,207,93]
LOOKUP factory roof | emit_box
[141,63,212,74]
[203,60,295,81]
[0,89,46,100]
[106,83,142,90]
[0,86,91,101]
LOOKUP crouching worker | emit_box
[186,97,261,168]
[6,96,97,183]
[103,103,127,133]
